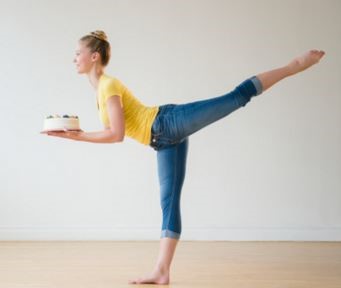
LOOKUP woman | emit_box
[43,30,325,285]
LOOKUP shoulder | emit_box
[100,74,125,96]
[101,74,119,86]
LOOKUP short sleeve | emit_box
[103,78,123,103]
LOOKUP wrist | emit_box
[73,131,85,141]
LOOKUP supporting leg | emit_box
[129,138,189,285]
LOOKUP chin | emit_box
[76,69,86,74]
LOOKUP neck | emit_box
[87,66,104,90]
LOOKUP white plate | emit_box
[40,128,82,133]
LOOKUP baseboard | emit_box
[0,226,340,241]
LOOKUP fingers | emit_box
[41,130,82,140]
[47,132,65,137]
[63,127,83,132]
[41,131,68,137]
[40,130,56,135]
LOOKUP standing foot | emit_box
[287,49,326,75]
[128,267,170,285]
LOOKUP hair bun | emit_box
[90,30,108,42]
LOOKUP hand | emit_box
[40,128,84,141]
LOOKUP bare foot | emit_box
[287,49,326,75]
[128,267,170,285]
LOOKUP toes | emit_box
[311,49,324,56]
[311,49,325,56]
[128,278,139,284]
[309,49,325,60]
[317,50,325,60]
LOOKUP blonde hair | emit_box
[80,30,111,66]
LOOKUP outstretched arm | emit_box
[43,129,123,143]
[42,95,125,144]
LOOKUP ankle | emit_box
[283,64,296,77]
[155,263,170,273]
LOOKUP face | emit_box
[73,41,99,74]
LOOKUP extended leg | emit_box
[162,49,326,143]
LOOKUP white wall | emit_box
[0,0,340,240]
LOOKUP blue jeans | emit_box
[149,76,263,239]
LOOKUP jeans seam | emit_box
[234,89,242,107]
[165,144,178,235]
[250,75,263,95]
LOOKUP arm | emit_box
[44,95,125,144]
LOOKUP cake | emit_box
[43,115,81,131]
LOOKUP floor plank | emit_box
[0,241,340,288]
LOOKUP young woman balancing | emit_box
[43,30,325,285]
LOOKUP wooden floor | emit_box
[0,241,340,288]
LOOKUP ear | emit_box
[91,51,100,63]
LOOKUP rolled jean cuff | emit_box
[250,75,263,96]
[161,229,180,239]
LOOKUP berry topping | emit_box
[45,114,78,119]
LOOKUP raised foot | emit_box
[128,268,170,285]
[287,49,326,75]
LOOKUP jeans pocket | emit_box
[150,106,182,150]
[150,117,161,149]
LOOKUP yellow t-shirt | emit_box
[97,74,159,145]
